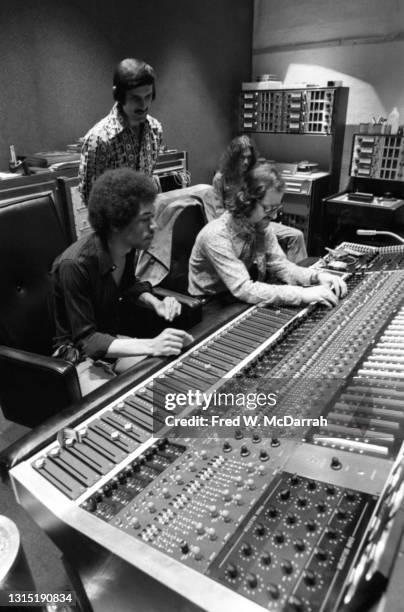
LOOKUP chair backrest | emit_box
[158,204,206,293]
[0,191,70,355]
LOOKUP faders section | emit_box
[208,471,375,612]
[314,304,404,457]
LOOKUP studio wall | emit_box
[0,0,253,183]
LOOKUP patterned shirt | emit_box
[188,212,317,305]
[79,104,163,204]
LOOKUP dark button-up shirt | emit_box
[51,233,152,359]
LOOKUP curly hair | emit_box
[88,168,157,239]
[219,135,258,185]
[229,162,285,219]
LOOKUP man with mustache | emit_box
[79,58,162,206]
[52,168,190,392]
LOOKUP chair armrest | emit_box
[0,345,82,428]
[153,286,205,308]
[0,345,77,374]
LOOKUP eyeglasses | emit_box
[260,204,283,219]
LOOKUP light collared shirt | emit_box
[79,103,162,204]
[188,211,317,305]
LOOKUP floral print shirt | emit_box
[79,103,162,204]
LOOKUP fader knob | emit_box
[223,441,232,453]
[85,497,97,512]
[195,522,205,535]
[267,584,279,600]
[316,547,328,561]
[207,527,217,541]
[331,456,342,470]
[288,595,304,611]
[304,570,316,586]
[259,449,269,461]
[294,538,305,552]
[240,444,250,457]
[247,478,255,490]
[271,438,280,447]
[180,541,189,554]
[255,523,266,537]
[281,559,293,575]
[234,429,243,440]
[260,551,271,566]
[103,484,113,497]
[274,530,285,544]
[245,573,258,589]
[129,516,140,529]
[240,541,253,557]
[225,563,238,579]
[252,433,261,443]
[221,510,231,522]
[233,493,243,506]
[266,505,278,519]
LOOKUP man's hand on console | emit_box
[151,328,194,356]
[317,272,348,299]
[301,285,339,308]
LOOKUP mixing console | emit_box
[336,242,404,272]
[8,242,404,612]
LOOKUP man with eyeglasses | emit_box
[189,163,346,306]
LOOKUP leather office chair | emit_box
[0,192,81,427]
[158,203,206,294]
[126,202,206,338]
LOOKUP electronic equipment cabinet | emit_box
[240,85,349,195]
[323,134,404,247]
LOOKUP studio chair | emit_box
[0,192,81,427]
[135,198,206,336]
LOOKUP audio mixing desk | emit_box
[5,245,404,612]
